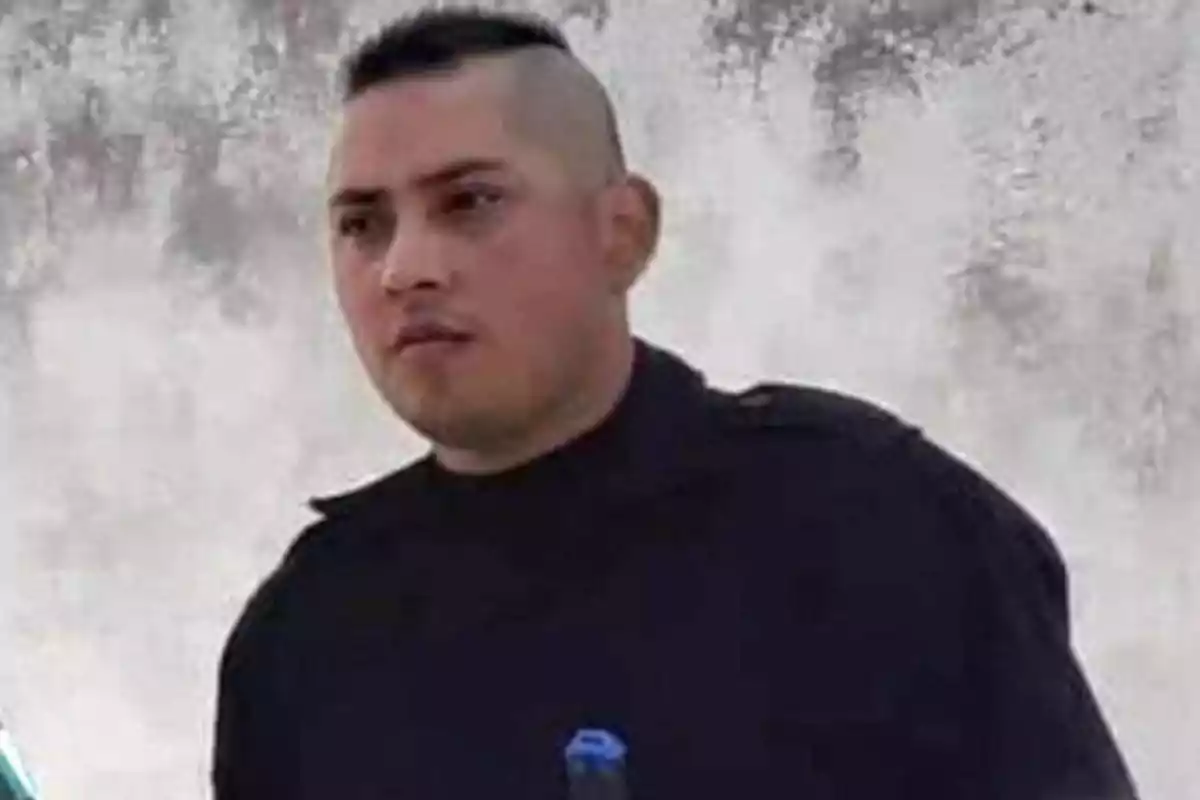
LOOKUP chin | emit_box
[407,401,528,456]
[388,390,477,439]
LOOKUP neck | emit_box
[433,332,636,475]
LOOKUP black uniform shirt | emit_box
[212,340,1137,799]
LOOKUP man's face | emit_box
[327,61,632,454]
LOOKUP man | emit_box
[212,8,1138,799]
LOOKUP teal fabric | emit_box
[0,729,37,800]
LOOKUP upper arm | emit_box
[211,625,252,800]
[211,578,294,800]
[722,383,1136,797]
[917,436,1072,641]
[902,434,1139,799]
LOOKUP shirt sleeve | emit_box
[211,628,251,800]
[211,580,293,800]
[908,435,1140,800]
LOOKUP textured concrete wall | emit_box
[0,1,1196,797]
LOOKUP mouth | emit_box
[392,323,475,354]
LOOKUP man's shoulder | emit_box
[706,379,1070,630]
[217,544,305,677]
[223,461,429,651]
[305,458,428,523]
[700,380,949,525]
[706,380,920,455]
[699,381,944,531]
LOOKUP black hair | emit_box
[339,7,572,101]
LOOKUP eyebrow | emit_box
[327,187,385,210]
[327,158,510,210]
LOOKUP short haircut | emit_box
[339,7,572,102]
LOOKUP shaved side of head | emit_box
[492,46,627,192]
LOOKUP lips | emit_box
[393,322,473,353]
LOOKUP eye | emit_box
[336,210,382,240]
[441,185,505,217]
[336,213,366,237]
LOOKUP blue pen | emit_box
[564,728,629,800]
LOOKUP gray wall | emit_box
[0,0,1196,797]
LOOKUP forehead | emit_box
[330,66,527,190]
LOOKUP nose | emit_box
[378,225,452,295]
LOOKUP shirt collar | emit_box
[308,338,717,526]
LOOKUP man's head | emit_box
[327,8,660,473]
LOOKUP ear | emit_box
[601,173,661,293]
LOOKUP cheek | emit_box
[332,262,384,342]
[479,242,599,340]
[492,215,604,306]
